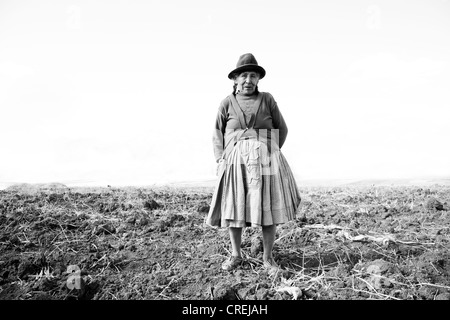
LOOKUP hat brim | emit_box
[228,64,266,79]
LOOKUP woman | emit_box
[206,53,301,272]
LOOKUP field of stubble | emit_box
[0,183,449,300]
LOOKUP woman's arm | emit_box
[268,94,288,148]
[213,102,227,162]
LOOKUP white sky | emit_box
[1,0,449,187]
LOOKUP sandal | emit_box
[222,256,243,271]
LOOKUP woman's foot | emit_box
[263,257,279,274]
[222,256,243,271]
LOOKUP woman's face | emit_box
[234,71,260,95]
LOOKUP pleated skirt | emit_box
[206,138,301,228]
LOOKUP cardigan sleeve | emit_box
[267,93,288,148]
[212,100,227,162]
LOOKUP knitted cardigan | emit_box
[212,92,288,162]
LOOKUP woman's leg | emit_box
[229,227,243,257]
[222,227,244,271]
[262,225,276,263]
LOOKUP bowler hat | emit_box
[228,53,266,79]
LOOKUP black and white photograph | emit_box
[1,0,449,306]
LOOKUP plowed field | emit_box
[1,184,449,300]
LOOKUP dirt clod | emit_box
[197,204,210,213]
[426,198,444,211]
[213,285,237,300]
[255,288,268,300]
[144,199,160,210]
[435,293,450,300]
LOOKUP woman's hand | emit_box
[216,159,226,176]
